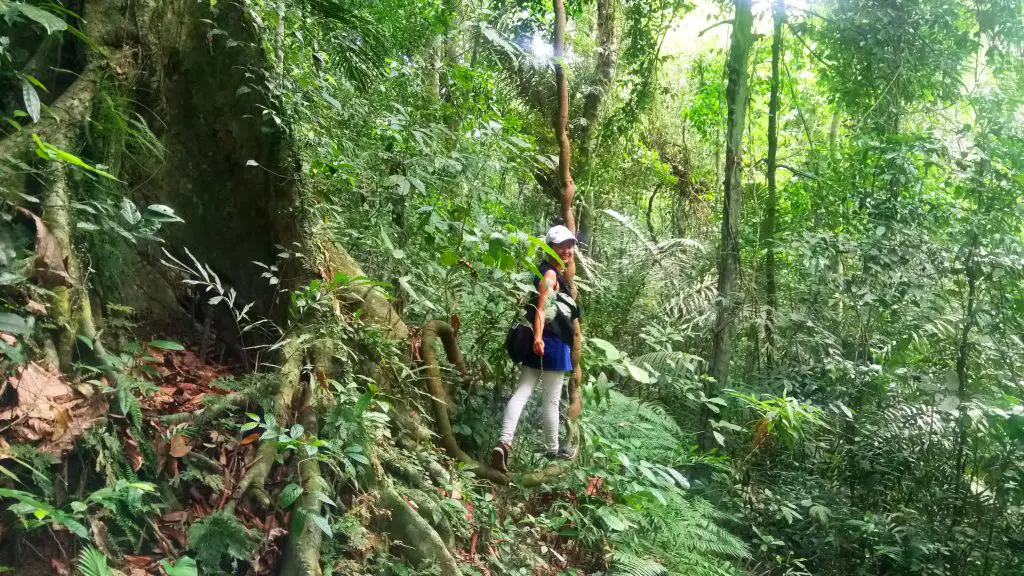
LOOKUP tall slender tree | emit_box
[576,0,618,252]
[552,0,583,421]
[704,0,754,449]
[761,0,785,368]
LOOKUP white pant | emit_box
[498,366,564,452]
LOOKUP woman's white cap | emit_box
[545,225,577,245]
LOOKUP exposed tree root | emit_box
[281,384,324,576]
[227,334,305,513]
[401,487,456,549]
[321,242,409,340]
[40,151,76,372]
[378,487,460,576]
[420,320,574,486]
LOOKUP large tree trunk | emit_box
[703,0,754,450]
[552,0,583,422]
[0,2,419,574]
[575,0,617,252]
[761,0,785,369]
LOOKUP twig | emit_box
[698,19,735,38]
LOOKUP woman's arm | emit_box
[533,269,557,356]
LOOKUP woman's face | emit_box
[552,240,574,266]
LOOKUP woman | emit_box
[491,225,580,473]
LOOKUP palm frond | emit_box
[303,0,388,90]
[77,547,113,576]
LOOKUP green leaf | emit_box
[314,491,336,507]
[385,174,410,196]
[624,362,653,384]
[353,390,374,415]
[147,204,184,222]
[32,134,120,181]
[320,90,344,113]
[0,464,20,484]
[712,431,726,447]
[309,513,333,538]
[0,313,34,335]
[590,338,621,361]
[20,74,47,92]
[120,198,142,225]
[148,339,185,351]
[159,557,198,576]
[663,466,690,489]
[289,423,305,439]
[440,250,458,266]
[13,4,67,34]
[21,79,39,123]
[279,483,303,508]
[597,506,628,531]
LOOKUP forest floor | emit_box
[0,338,305,574]
[0,328,598,575]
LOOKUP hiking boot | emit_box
[546,445,577,460]
[491,441,510,473]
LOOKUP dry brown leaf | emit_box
[154,436,170,476]
[239,432,260,445]
[162,510,188,523]
[25,300,48,315]
[51,407,71,441]
[0,333,16,346]
[169,434,192,458]
[91,517,113,557]
[125,438,143,472]
[0,362,71,421]
[32,397,107,458]
[51,558,70,576]
[15,207,74,289]
[123,554,155,568]
[165,526,187,548]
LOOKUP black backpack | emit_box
[504,322,533,363]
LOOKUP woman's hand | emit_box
[533,336,545,357]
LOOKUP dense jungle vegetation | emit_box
[0,0,1022,574]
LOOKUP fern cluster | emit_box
[585,390,685,463]
[187,511,258,572]
[574,391,749,575]
[610,492,748,576]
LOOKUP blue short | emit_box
[523,334,572,372]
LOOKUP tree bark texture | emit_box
[552,0,584,423]
[704,0,754,450]
[576,0,618,252]
[762,0,785,369]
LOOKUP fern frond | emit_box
[77,547,113,576]
[634,350,704,376]
[588,391,682,462]
[611,550,668,576]
[664,273,717,324]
